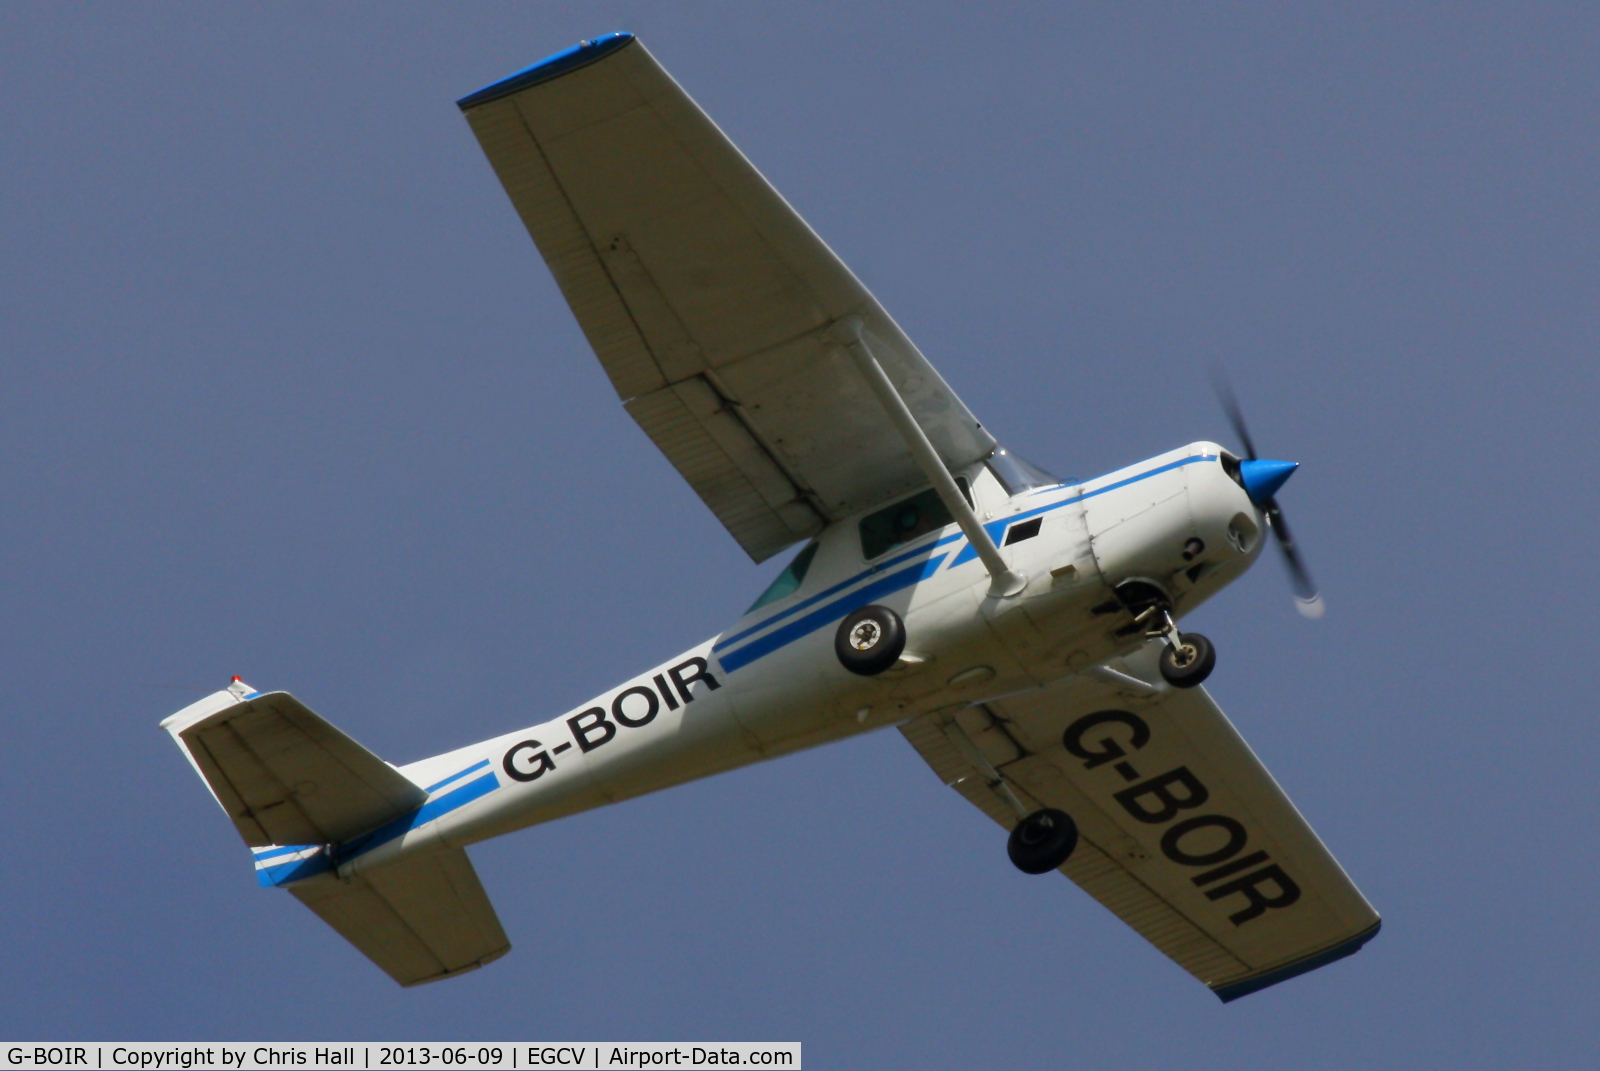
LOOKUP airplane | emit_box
[161,32,1379,1001]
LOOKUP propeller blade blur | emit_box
[1212,372,1258,461]
[1264,501,1322,614]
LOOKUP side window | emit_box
[1004,517,1043,545]
[858,480,969,561]
[746,542,820,612]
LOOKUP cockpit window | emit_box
[987,447,1061,496]
[859,481,968,561]
[747,541,819,612]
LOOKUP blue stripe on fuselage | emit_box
[717,553,948,673]
[256,849,332,887]
[714,532,966,654]
[714,453,1216,672]
[424,758,490,793]
[334,770,500,865]
[253,768,501,887]
[947,454,1212,567]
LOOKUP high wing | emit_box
[900,643,1380,1001]
[458,34,996,561]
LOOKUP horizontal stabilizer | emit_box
[290,847,511,987]
[162,686,426,848]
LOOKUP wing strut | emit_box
[834,317,1026,597]
[940,716,1031,820]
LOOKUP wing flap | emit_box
[175,692,426,848]
[289,847,511,987]
[900,644,1380,999]
[460,36,996,560]
[624,378,822,559]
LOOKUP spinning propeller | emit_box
[1215,378,1326,619]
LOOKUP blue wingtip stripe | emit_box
[1212,920,1382,1002]
[456,32,635,110]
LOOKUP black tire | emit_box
[1159,632,1216,688]
[1008,808,1079,874]
[834,604,906,676]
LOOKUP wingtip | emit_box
[1211,919,1382,1003]
[455,32,636,111]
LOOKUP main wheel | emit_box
[1008,808,1079,874]
[1159,632,1216,688]
[834,604,906,676]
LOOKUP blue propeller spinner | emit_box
[1217,385,1324,619]
[1238,458,1299,506]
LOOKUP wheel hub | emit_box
[1020,818,1054,845]
[849,621,881,650]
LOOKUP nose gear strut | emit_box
[1113,580,1217,689]
[1133,605,1217,689]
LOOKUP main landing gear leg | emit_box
[941,718,1079,875]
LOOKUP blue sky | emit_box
[4,3,1598,1066]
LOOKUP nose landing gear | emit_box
[1136,604,1216,688]
[1158,629,1216,688]
[1115,579,1217,689]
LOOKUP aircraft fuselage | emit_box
[330,441,1267,879]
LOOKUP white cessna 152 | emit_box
[162,33,1379,1001]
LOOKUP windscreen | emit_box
[987,447,1062,496]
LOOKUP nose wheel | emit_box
[1008,808,1079,874]
[1129,601,1217,689]
[1159,630,1216,688]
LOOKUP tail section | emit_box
[160,679,427,847]
[162,680,511,987]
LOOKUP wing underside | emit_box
[458,35,996,561]
[900,643,1379,1001]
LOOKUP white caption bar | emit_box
[1,1045,801,1071]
